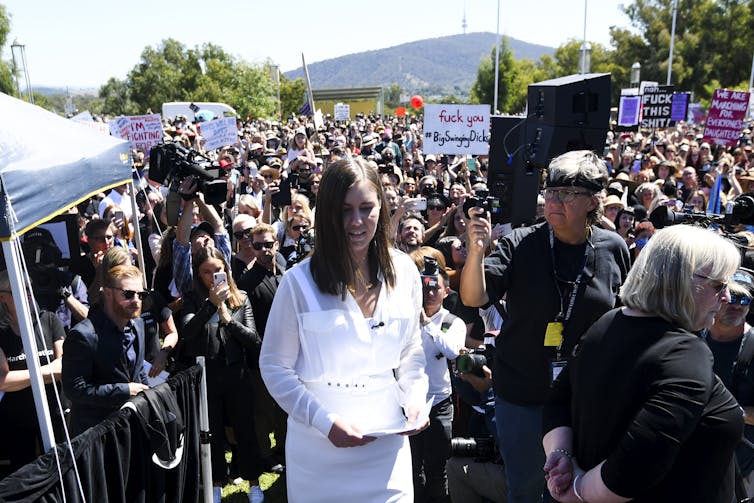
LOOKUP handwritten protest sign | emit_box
[703,89,750,147]
[423,104,490,155]
[640,85,674,128]
[200,117,238,151]
[334,103,350,121]
[108,114,162,152]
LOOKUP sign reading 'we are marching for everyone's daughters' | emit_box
[422,104,490,155]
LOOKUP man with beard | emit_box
[237,223,287,472]
[397,215,425,254]
[705,268,754,496]
[63,265,149,435]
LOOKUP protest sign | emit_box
[423,104,490,155]
[703,89,750,147]
[109,116,131,140]
[334,103,350,121]
[618,96,641,127]
[671,93,690,123]
[71,111,110,135]
[200,117,238,151]
[640,85,674,128]
[126,114,163,153]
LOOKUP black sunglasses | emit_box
[252,241,276,250]
[729,294,753,306]
[233,229,253,240]
[106,286,149,300]
[292,225,309,231]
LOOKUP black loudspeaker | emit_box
[487,115,542,227]
[525,73,611,169]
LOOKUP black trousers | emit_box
[206,361,264,484]
[410,397,453,503]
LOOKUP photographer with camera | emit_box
[408,250,466,502]
[173,177,231,296]
[23,227,89,333]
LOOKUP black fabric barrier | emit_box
[0,365,203,503]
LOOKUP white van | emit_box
[161,102,238,121]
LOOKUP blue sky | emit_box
[2,0,632,88]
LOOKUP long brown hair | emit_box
[310,157,396,296]
[191,246,244,309]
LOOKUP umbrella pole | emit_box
[2,239,56,451]
[197,356,214,503]
[128,181,147,289]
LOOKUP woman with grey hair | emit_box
[543,225,743,502]
[461,150,631,503]
[0,270,66,473]
[634,181,662,214]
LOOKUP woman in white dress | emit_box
[260,156,429,502]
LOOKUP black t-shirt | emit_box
[545,310,742,502]
[69,253,96,288]
[484,222,630,404]
[707,335,741,389]
[140,291,173,362]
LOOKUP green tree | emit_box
[99,77,138,116]
[279,75,307,118]
[470,37,529,114]
[384,83,404,109]
[0,4,16,96]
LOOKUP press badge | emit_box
[544,321,564,347]
[551,360,567,383]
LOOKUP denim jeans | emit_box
[494,396,549,503]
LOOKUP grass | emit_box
[220,433,287,503]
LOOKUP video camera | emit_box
[22,228,72,311]
[650,194,754,230]
[462,189,502,220]
[420,256,440,290]
[149,143,228,210]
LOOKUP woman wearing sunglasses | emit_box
[543,225,742,503]
[461,150,631,503]
[231,214,257,282]
[280,213,313,267]
[179,246,264,503]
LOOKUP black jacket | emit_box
[178,291,260,368]
[63,307,148,436]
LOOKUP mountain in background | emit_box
[285,32,555,99]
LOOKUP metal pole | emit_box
[667,0,678,85]
[748,50,754,93]
[2,240,55,451]
[128,181,147,288]
[197,357,213,503]
[493,0,500,113]
[582,0,588,75]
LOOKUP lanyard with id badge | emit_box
[546,226,589,384]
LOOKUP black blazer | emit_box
[179,291,260,368]
[63,307,148,436]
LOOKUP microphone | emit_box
[370,321,385,330]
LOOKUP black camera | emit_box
[450,437,496,460]
[286,229,315,270]
[149,143,228,208]
[456,346,489,377]
[462,190,502,219]
[650,193,754,229]
[421,256,440,289]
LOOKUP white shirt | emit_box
[260,250,429,436]
[98,188,134,220]
[421,307,466,405]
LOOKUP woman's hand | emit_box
[327,417,375,448]
[400,406,430,436]
[208,280,230,309]
[544,451,577,500]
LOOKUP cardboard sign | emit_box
[423,104,490,155]
[334,103,350,121]
[200,116,238,151]
[640,85,675,128]
[618,96,641,127]
[703,89,751,147]
[109,114,162,152]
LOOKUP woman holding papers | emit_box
[260,157,429,502]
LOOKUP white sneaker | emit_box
[213,486,222,503]
[248,485,264,503]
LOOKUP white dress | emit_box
[260,251,428,503]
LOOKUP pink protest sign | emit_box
[703,89,750,147]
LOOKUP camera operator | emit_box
[23,227,89,333]
[409,251,466,502]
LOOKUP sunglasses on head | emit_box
[729,294,752,306]
[233,229,253,240]
[106,286,149,300]
[252,241,276,250]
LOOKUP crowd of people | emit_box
[2,108,754,503]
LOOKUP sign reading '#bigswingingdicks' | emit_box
[423,104,490,155]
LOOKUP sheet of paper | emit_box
[362,397,434,437]
[142,360,169,388]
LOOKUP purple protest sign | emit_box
[671,93,689,123]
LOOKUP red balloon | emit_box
[395,106,407,117]
[410,95,424,109]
